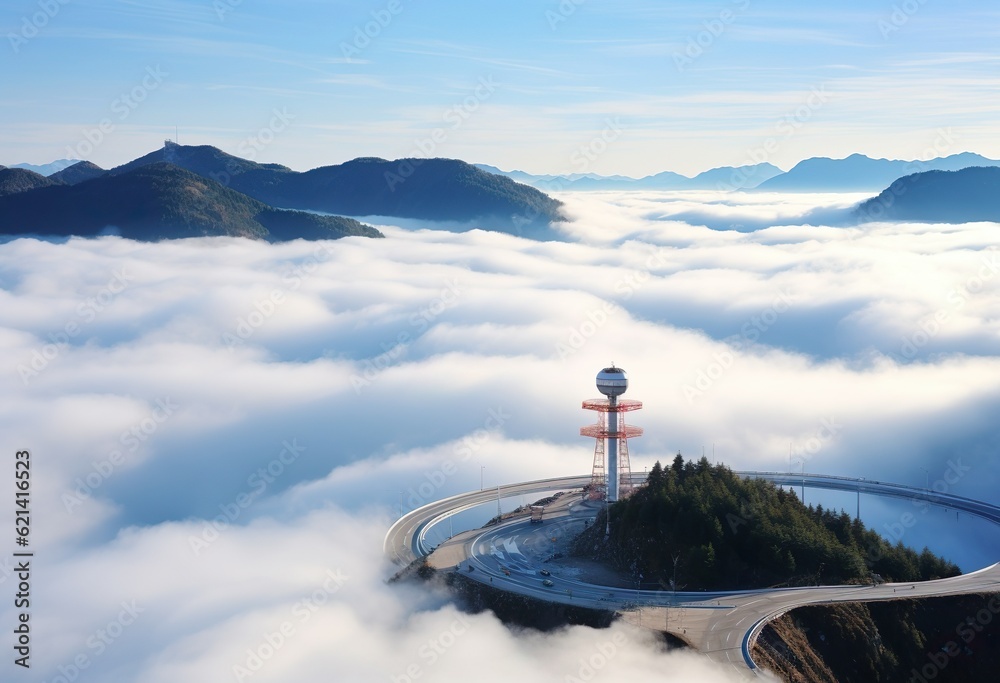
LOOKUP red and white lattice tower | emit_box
[580,365,643,502]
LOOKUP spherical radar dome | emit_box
[596,365,628,397]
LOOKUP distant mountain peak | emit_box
[50,160,106,185]
[756,152,1000,192]
[8,159,79,177]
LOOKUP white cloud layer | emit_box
[1,189,998,681]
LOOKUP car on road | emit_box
[542,579,554,587]
[540,569,551,576]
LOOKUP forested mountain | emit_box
[573,455,959,591]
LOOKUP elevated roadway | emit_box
[384,473,1000,677]
[735,471,1000,525]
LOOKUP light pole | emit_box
[672,553,680,601]
[399,490,403,519]
[919,467,930,490]
[480,464,485,491]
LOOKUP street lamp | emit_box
[480,464,485,491]
[919,467,930,490]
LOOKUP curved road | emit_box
[384,473,1000,677]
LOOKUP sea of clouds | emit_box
[2,189,998,682]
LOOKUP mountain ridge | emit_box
[757,152,1000,192]
[0,162,383,242]
[478,151,1000,193]
[6,159,79,176]
[98,143,564,235]
[477,162,783,191]
[856,166,1000,223]
[0,168,64,196]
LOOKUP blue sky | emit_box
[3,0,1000,175]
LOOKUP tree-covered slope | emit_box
[0,163,382,242]
[50,160,108,185]
[0,168,63,196]
[573,455,960,591]
[106,143,564,235]
[856,166,1000,223]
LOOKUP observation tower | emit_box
[581,365,643,502]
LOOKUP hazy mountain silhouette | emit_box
[477,163,782,191]
[855,167,1000,223]
[757,152,1000,192]
[8,159,78,176]
[0,163,382,242]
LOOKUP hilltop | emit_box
[50,160,107,185]
[856,166,1000,223]
[0,162,382,242]
[0,168,63,196]
[572,455,959,591]
[100,142,564,236]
